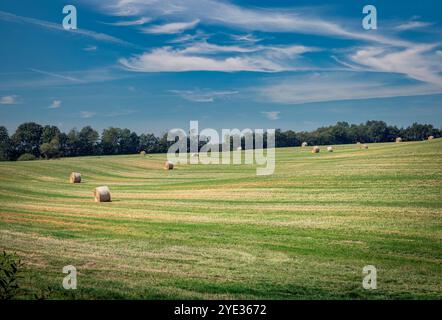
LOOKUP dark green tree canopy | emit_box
[0,120,440,161]
[42,125,61,144]
[11,122,43,157]
[0,126,11,161]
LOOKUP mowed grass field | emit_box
[0,140,441,299]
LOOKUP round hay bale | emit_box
[164,161,174,170]
[362,144,368,149]
[428,136,434,141]
[312,146,320,154]
[191,153,199,157]
[94,186,111,202]
[140,150,146,156]
[301,142,308,147]
[237,147,242,151]
[327,146,333,152]
[396,137,402,143]
[69,172,81,183]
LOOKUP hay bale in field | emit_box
[191,153,199,157]
[396,137,402,143]
[237,147,242,151]
[94,186,111,202]
[69,172,81,183]
[164,161,174,170]
[327,146,333,152]
[140,150,146,156]
[362,144,368,149]
[428,136,434,141]
[301,142,308,147]
[312,146,320,153]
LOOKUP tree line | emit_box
[0,120,440,161]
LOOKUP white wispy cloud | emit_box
[168,30,211,43]
[0,95,19,104]
[80,111,96,118]
[230,33,263,43]
[119,47,275,72]
[179,42,258,54]
[91,0,434,79]
[169,89,238,102]
[93,0,406,46]
[257,72,442,105]
[261,111,280,120]
[29,68,82,82]
[396,20,433,31]
[49,100,62,109]
[347,44,442,86]
[104,17,151,26]
[61,0,442,103]
[0,10,134,47]
[141,19,199,34]
[29,68,84,83]
[179,41,316,56]
[119,42,317,72]
[105,108,137,117]
[83,45,98,52]
[0,68,128,89]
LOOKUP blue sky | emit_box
[0,0,441,135]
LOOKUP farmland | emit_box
[0,140,441,299]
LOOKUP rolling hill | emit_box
[0,140,441,299]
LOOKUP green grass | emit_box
[0,140,441,299]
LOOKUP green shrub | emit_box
[34,286,54,300]
[0,251,23,300]
[17,153,37,161]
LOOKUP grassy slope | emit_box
[0,140,441,299]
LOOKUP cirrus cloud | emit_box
[261,111,280,120]
[347,44,442,86]
[257,72,442,105]
[120,47,282,72]
[119,43,316,72]
[141,19,199,34]
[169,89,238,102]
[80,111,96,118]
